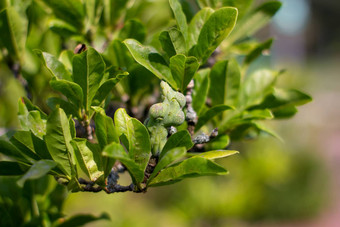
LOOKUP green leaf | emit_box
[93,107,119,149]
[103,0,128,26]
[240,69,277,108]
[187,7,214,50]
[0,7,27,61]
[190,7,238,64]
[149,157,228,186]
[205,134,230,150]
[169,0,188,44]
[159,31,177,58]
[271,105,298,119]
[71,139,103,182]
[244,38,273,65]
[59,50,74,72]
[45,108,76,178]
[221,0,253,19]
[170,54,199,92]
[19,97,47,119]
[102,142,144,184]
[119,19,146,43]
[36,50,72,81]
[227,1,281,45]
[196,0,219,8]
[149,147,186,183]
[160,130,193,159]
[50,79,83,108]
[192,68,210,115]
[242,109,273,120]
[168,28,187,55]
[209,59,241,107]
[47,97,80,118]
[55,212,110,227]
[91,69,128,106]
[27,111,47,139]
[114,108,151,170]
[123,39,176,88]
[10,130,40,161]
[43,0,85,29]
[0,161,30,176]
[253,122,283,141]
[0,138,30,164]
[191,150,239,159]
[196,104,234,131]
[48,19,79,38]
[31,133,52,160]
[73,47,105,111]
[17,160,57,187]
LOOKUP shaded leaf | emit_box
[196,104,234,131]
[159,31,177,58]
[149,147,186,183]
[244,38,273,65]
[192,68,210,115]
[50,79,83,108]
[102,142,144,184]
[55,212,110,227]
[149,157,228,186]
[0,138,30,164]
[119,19,146,43]
[0,161,30,176]
[10,130,40,161]
[17,160,57,187]
[160,130,193,159]
[47,97,80,118]
[169,0,188,44]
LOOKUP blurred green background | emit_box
[1,0,339,226]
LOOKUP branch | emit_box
[185,80,197,137]
[190,128,219,152]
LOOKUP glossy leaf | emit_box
[170,54,199,92]
[190,7,238,64]
[123,39,177,88]
[192,150,239,159]
[169,0,188,44]
[73,47,105,110]
[71,139,103,182]
[17,160,57,187]
[10,130,40,161]
[0,7,27,61]
[149,147,186,182]
[102,142,144,184]
[114,108,151,170]
[160,130,194,159]
[196,104,234,131]
[149,157,228,186]
[0,161,30,176]
[187,7,214,49]
[227,1,281,45]
[27,111,47,139]
[192,68,210,115]
[50,79,83,108]
[169,28,187,55]
[36,50,72,81]
[45,108,76,177]
[205,134,230,150]
[31,133,52,160]
[209,59,241,107]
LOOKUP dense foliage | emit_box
[0,0,312,226]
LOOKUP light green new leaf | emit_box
[50,79,83,108]
[253,122,283,142]
[114,108,151,171]
[242,109,273,120]
[170,54,199,92]
[227,1,281,45]
[0,7,27,61]
[19,97,47,119]
[160,130,193,159]
[36,50,72,81]
[192,69,210,115]
[240,69,277,108]
[17,160,57,187]
[45,108,76,178]
[0,161,30,176]
[149,147,186,183]
[149,157,228,186]
[169,0,188,44]
[73,47,105,111]
[168,28,187,55]
[209,59,241,107]
[192,150,239,159]
[27,111,47,139]
[102,142,144,184]
[190,7,238,64]
[187,7,214,49]
[123,39,177,88]
[196,104,234,131]
[59,50,74,72]
[71,139,103,182]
